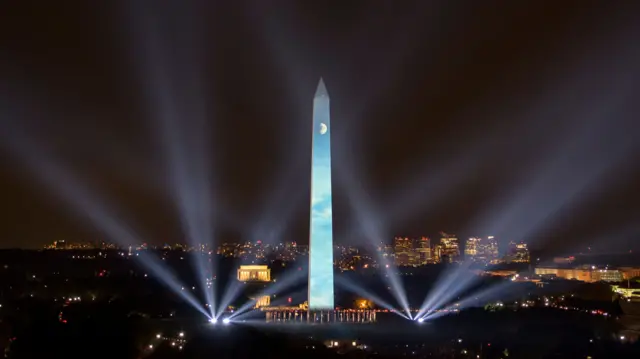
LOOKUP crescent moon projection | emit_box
[319,123,328,135]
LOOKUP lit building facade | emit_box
[251,295,271,308]
[393,237,413,266]
[439,232,460,263]
[308,78,335,310]
[506,241,530,263]
[417,237,432,265]
[535,265,623,283]
[468,236,500,263]
[237,265,271,282]
[619,267,640,280]
[465,237,479,258]
[433,243,443,263]
[593,269,624,282]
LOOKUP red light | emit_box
[257,240,262,244]
[288,297,292,303]
[62,320,67,324]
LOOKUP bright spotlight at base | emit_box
[417,318,425,323]
[209,318,217,324]
[222,318,230,325]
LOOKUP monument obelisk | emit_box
[308,78,335,310]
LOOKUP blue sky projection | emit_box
[308,79,334,309]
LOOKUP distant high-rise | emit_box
[393,237,413,266]
[439,232,460,263]
[484,236,499,262]
[506,241,530,263]
[417,237,432,265]
[472,236,500,263]
[308,78,334,310]
[465,237,480,258]
[464,236,498,264]
[474,236,499,263]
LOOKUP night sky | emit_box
[1,1,639,255]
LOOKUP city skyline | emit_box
[1,2,640,357]
[0,2,639,257]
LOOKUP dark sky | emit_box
[0,1,639,255]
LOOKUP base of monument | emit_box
[264,309,377,324]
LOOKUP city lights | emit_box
[1,2,640,358]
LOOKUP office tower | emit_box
[417,237,432,265]
[433,243,443,263]
[485,236,499,261]
[308,78,334,310]
[465,237,479,258]
[506,241,530,263]
[439,232,460,263]
[473,236,500,263]
[393,237,413,266]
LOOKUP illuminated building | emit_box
[433,243,443,263]
[593,269,624,282]
[393,237,413,266]
[308,78,334,310]
[407,251,421,266]
[237,265,271,282]
[416,237,432,265]
[535,266,590,281]
[535,265,623,282]
[484,236,499,261]
[469,236,500,263]
[506,241,530,263]
[251,295,271,308]
[439,232,460,263]
[381,244,394,258]
[619,267,640,280]
[464,237,479,258]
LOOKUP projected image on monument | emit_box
[308,78,335,310]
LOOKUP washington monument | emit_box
[308,78,334,310]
